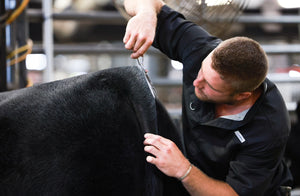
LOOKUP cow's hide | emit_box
[0,66,188,196]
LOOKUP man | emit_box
[123,0,293,195]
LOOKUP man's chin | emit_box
[194,91,208,102]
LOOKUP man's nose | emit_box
[193,77,203,87]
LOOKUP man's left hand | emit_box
[143,133,191,179]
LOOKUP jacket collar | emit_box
[188,79,269,130]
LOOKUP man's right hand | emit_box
[123,0,165,59]
[123,12,157,59]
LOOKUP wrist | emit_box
[136,10,157,20]
[178,163,193,181]
[138,0,164,14]
[125,0,165,16]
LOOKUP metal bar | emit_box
[27,9,127,25]
[267,73,300,83]
[0,0,7,91]
[152,76,300,87]
[204,15,300,24]
[52,11,127,25]
[16,6,28,88]
[32,44,162,55]
[152,78,182,87]
[26,9,300,25]
[261,44,300,54]
[31,43,300,55]
[237,15,300,24]
[151,76,300,86]
[152,76,300,86]
[42,0,54,82]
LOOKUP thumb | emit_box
[123,30,130,44]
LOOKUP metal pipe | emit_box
[32,44,162,55]
[0,0,7,91]
[31,43,300,55]
[16,6,28,88]
[27,9,127,25]
[26,9,300,25]
[237,15,300,24]
[200,15,300,24]
[261,44,300,54]
[42,0,54,82]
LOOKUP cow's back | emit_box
[0,66,187,196]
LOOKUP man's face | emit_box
[193,52,236,104]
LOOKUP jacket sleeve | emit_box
[152,5,221,84]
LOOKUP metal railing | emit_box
[27,1,300,85]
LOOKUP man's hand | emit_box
[123,12,157,59]
[143,133,191,179]
[123,0,164,59]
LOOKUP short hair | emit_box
[211,36,268,93]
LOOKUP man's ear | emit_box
[235,91,252,101]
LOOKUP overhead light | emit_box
[289,70,300,78]
[277,0,300,8]
[196,0,233,6]
[171,60,183,70]
[26,54,47,71]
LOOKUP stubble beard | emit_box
[194,87,209,102]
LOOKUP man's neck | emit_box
[215,87,262,118]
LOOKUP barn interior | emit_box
[1,0,300,194]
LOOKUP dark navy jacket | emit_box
[153,5,293,196]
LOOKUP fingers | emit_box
[143,133,191,178]
[146,155,156,164]
[132,40,152,59]
[124,34,152,59]
[144,133,173,163]
[144,133,170,148]
[144,134,165,165]
[133,37,145,52]
[123,15,155,59]
[123,30,130,45]
[144,145,159,164]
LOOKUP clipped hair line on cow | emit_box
[126,65,159,135]
[135,57,157,98]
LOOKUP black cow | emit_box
[0,66,188,196]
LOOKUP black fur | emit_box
[0,66,188,196]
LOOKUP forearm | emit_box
[124,0,165,16]
[143,133,238,195]
[182,165,238,196]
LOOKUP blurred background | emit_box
[1,0,300,191]
[1,0,300,115]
